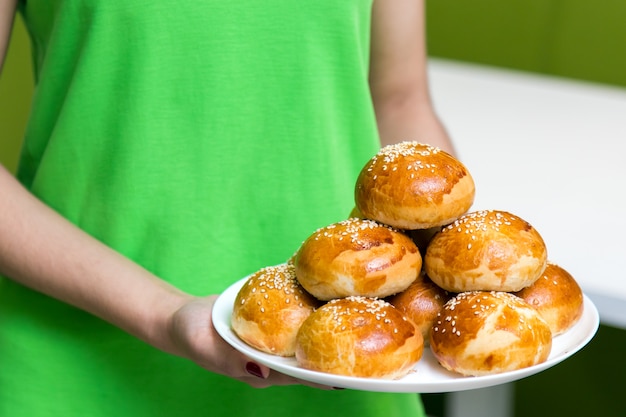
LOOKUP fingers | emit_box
[240,360,336,390]
[244,361,266,379]
[215,332,335,389]
[169,295,336,390]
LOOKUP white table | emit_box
[429,58,626,328]
[427,58,626,417]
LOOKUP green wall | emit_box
[426,0,626,88]
[0,15,33,174]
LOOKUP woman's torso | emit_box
[0,1,426,416]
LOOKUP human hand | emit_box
[166,295,334,389]
[0,165,336,389]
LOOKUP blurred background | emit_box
[1,12,32,173]
[424,1,625,416]
[1,1,625,416]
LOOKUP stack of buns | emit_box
[231,141,584,379]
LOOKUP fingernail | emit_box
[245,362,264,379]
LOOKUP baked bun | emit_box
[354,142,475,230]
[430,291,552,376]
[231,264,320,356]
[513,262,584,335]
[424,210,548,292]
[387,270,453,344]
[293,218,421,301]
[295,296,424,379]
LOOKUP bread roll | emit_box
[513,262,584,335]
[295,296,424,379]
[231,264,320,356]
[294,218,422,301]
[430,291,552,376]
[386,270,453,344]
[354,141,475,230]
[424,210,548,292]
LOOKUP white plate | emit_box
[213,276,599,393]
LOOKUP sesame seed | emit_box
[238,263,313,310]
[310,218,398,248]
[363,142,443,180]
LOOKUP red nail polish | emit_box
[246,362,264,378]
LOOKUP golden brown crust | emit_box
[354,142,475,230]
[386,270,453,344]
[295,296,424,379]
[430,291,552,376]
[293,218,422,300]
[424,210,548,292]
[513,262,584,335]
[231,264,320,356]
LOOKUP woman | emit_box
[0,0,454,416]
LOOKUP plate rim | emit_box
[212,271,600,393]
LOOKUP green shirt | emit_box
[0,1,426,416]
